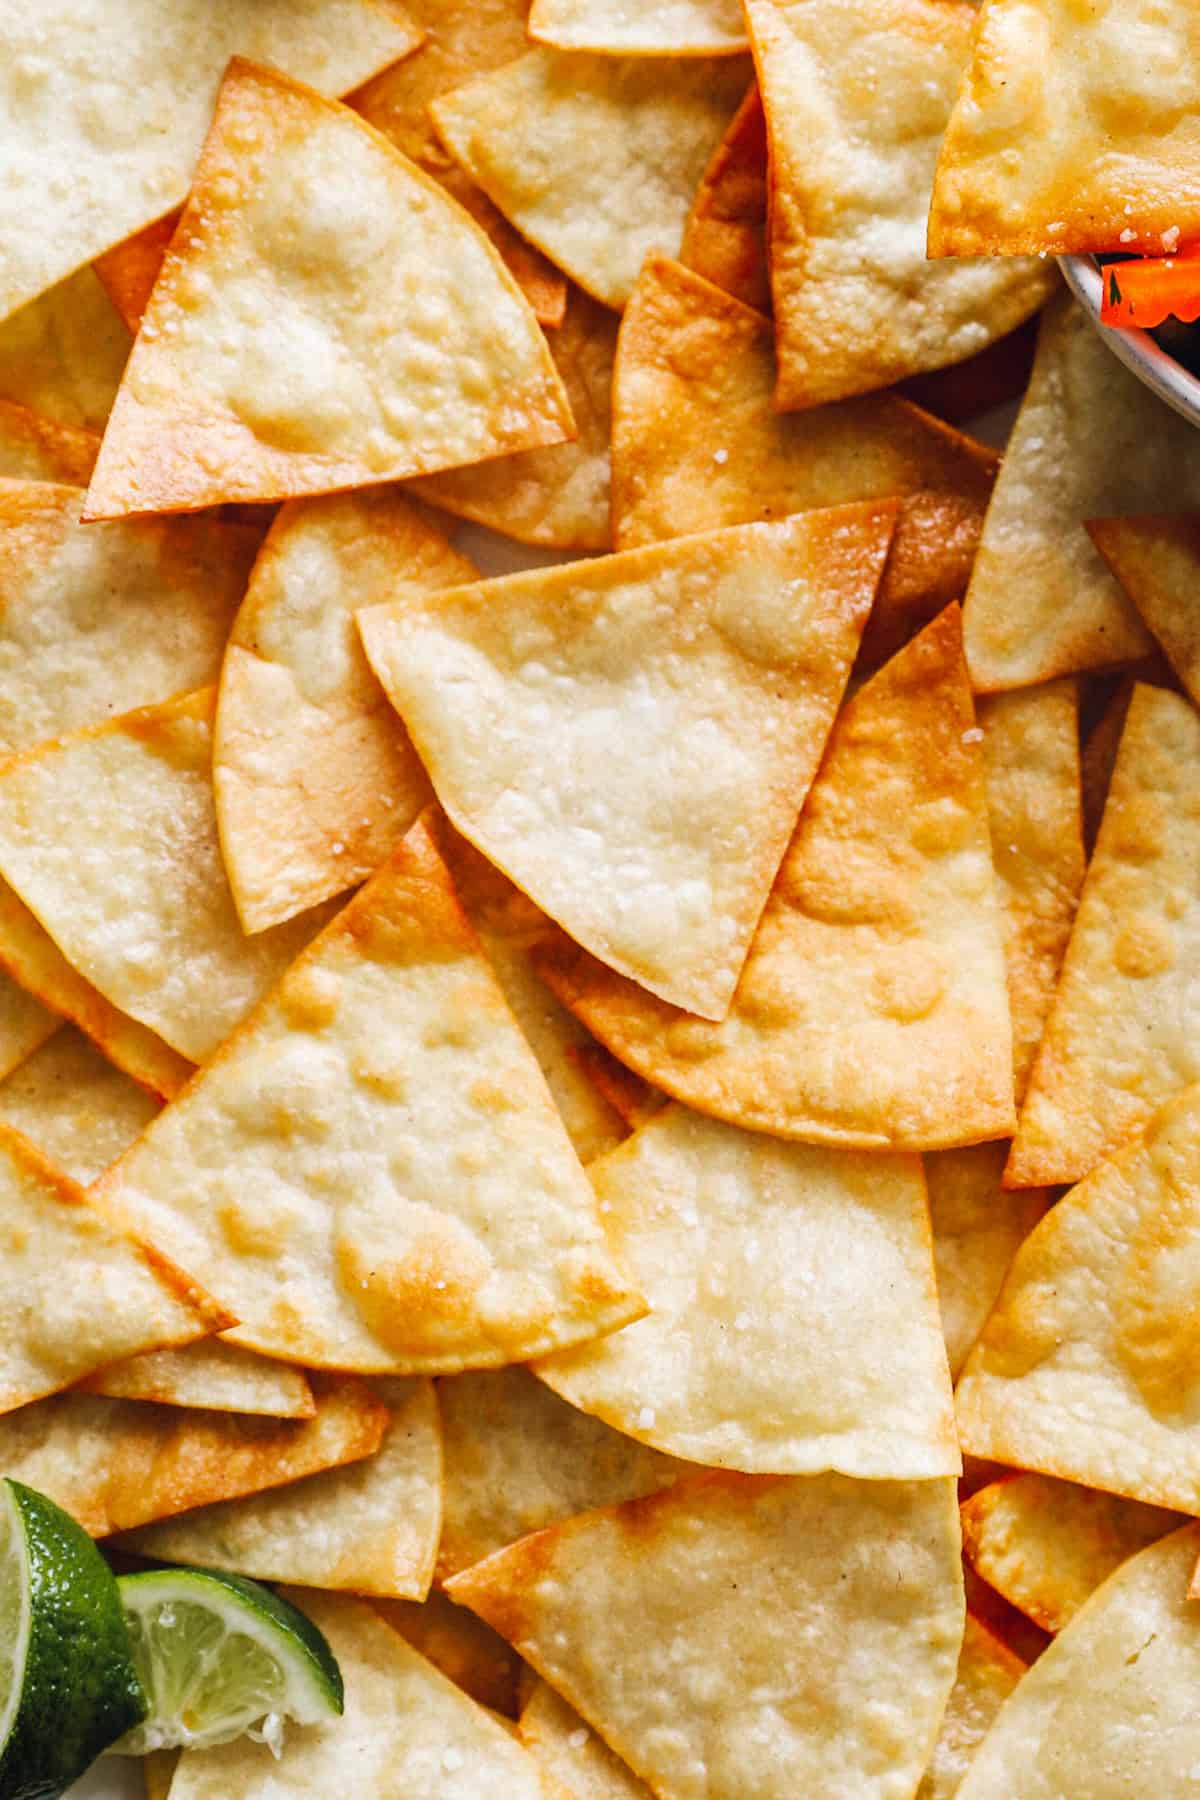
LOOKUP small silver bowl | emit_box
[1060,253,1200,431]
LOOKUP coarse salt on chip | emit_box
[929,0,1200,257]
[0,1024,160,1185]
[537,606,1016,1150]
[83,1341,315,1421]
[520,1681,652,1800]
[430,49,750,309]
[680,89,771,314]
[0,267,129,433]
[83,59,573,520]
[527,0,748,55]
[917,1615,1025,1800]
[1088,514,1200,708]
[448,1471,964,1800]
[743,0,1055,409]
[926,1142,1050,1380]
[360,507,895,1021]
[536,1104,959,1477]
[0,403,98,486]
[93,814,644,1374]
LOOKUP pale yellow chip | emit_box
[0,1375,385,1536]
[84,1341,315,1420]
[84,58,573,521]
[430,50,750,308]
[929,0,1200,256]
[0,689,336,1064]
[120,1378,441,1600]
[961,1473,1182,1635]
[520,1682,652,1800]
[537,1104,958,1476]
[957,1523,1200,1799]
[743,0,1055,410]
[916,1615,1025,1800]
[1089,514,1200,709]
[0,969,57,1087]
[0,266,129,432]
[960,295,1200,691]
[528,0,748,54]
[0,1023,160,1184]
[0,482,259,758]
[538,606,1016,1150]
[680,89,771,313]
[1008,684,1200,1187]
[611,256,999,663]
[168,1591,547,1800]
[436,1366,685,1581]
[412,285,617,551]
[449,1472,965,1800]
[979,681,1085,1102]
[361,507,895,1021]
[214,489,473,934]
[376,1590,524,1717]
[0,402,99,486]
[94,814,643,1373]
[0,0,421,323]
[961,1083,1200,1512]
[926,1143,1050,1380]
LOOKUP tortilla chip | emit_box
[926,1143,1050,1380]
[361,507,895,1020]
[572,1044,664,1135]
[1008,684,1200,1187]
[94,814,643,1373]
[214,490,472,934]
[143,1752,177,1800]
[539,607,1016,1150]
[962,1083,1200,1512]
[412,285,617,550]
[375,1591,524,1717]
[84,1341,314,1420]
[956,1524,1200,1798]
[537,1104,958,1476]
[430,50,750,309]
[528,0,747,54]
[0,266,129,432]
[917,1615,1025,1800]
[680,88,770,313]
[960,1473,1182,1635]
[0,0,420,325]
[0,690,337,1063]
[979,681,1085,1101]
[0,880,193,1100]
[121,1378,441,1600]
[1088,515,1200,708]
[0,482,258,758]
[960,296,1200,691]
[168,1591,547,1800]
[449,1472,965,1800]
[436,1366,685,1581]
[744,0,1055,410]
[0,971,57,1087]
[611,256,998,663]
[0,401,99,486]
[929,0,1200,257]
[0,1024,160,1184]
[93,213,182,335]
[520,1681,652,1800]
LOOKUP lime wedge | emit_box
[113,1568,343,1756]
[0,1477,146,1799]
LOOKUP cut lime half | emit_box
[113,1568,343,1756]
[0,1477,146,1799]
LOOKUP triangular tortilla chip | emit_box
[528,0,748,53]
[917,1615,1025,1800]
[926,1143,1050,1380]
[0,970,57,1086]
[680,88,771,313]
[436,1366,685,1581]
[360,506,895,1020]
[960,296,1200,690]
[537,1104,958,1476]
[121,1378,441,1600]
[961,1473,1181,1635]
[93,213,182,336]
[929,0,1200,256]
[84,59,573,521]
[0,690,336,1063]
[1008,684,1200,1186]
[0,402,98,486]
[214,490,473,934]
[611,256,999,665]
[377,1591,524,1717]
[0,1377,386,1537]
[430,50,750,308]
[979,681,1085,1101]
[167,1592,547,1800]
[538,607,1016,1150]
[412,285,617,551]
[94,815,643,1372]
[0,0,420,324]
[956,1525,1200,1799]
[0,482,259,758]
[962,1083,1200,1512]
[1089,514,1200,708]
[520,1682,652,1800]
[0,1121,226,1413]
[743,0,1054,409]
[448,1472,965,1800]
[0,1024,160,1184]
[84,1341,314,1420]
[0,266,129,432]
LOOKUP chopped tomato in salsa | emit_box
[1101,250,1200,329]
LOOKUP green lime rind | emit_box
[114,1567,343,1756]
[0,1478,147,1800]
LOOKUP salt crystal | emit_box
[637,1406,656,1429]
